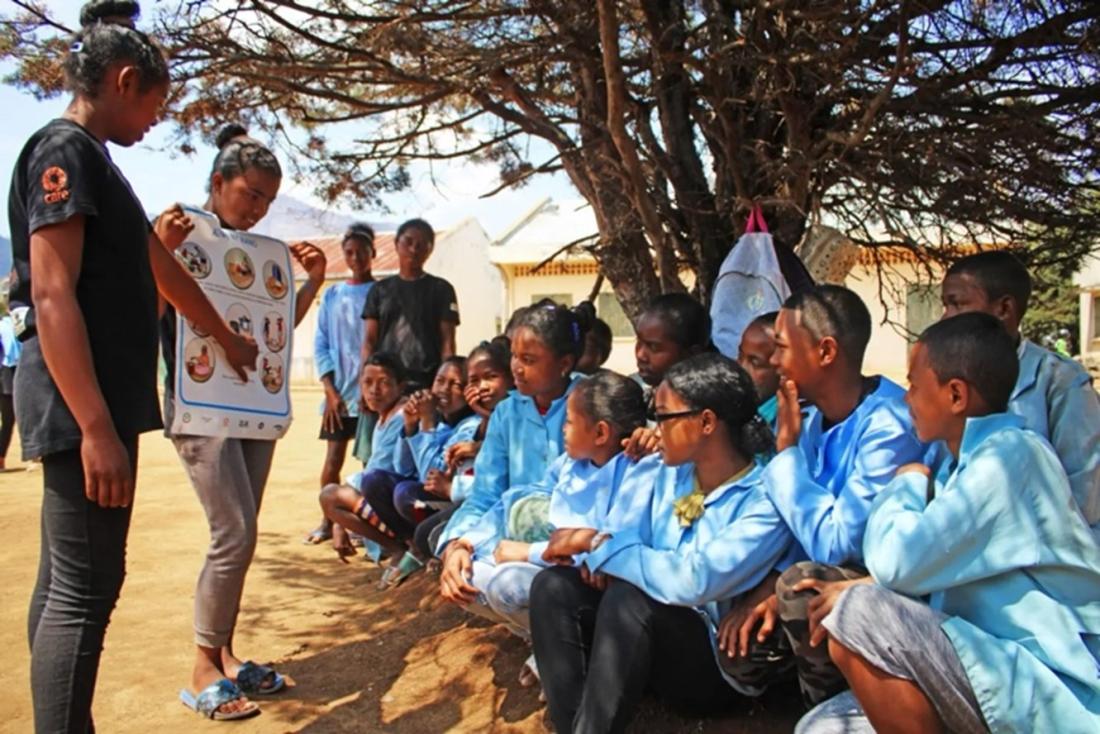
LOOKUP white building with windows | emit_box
[490,198,949,382]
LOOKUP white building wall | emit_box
[289,218,504,384]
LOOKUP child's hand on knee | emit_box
[424,469,453,499]
[733,593,779,659]
[794,575,872,648]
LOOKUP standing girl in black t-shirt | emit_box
[6,3,258,731]
[155,126,327,720]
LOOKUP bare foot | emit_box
[303,517,332,544]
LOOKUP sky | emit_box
[0,0,579,263]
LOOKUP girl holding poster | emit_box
[155,125,327,720]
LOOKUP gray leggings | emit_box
[172,435,276,648]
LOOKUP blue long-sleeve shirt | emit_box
[865,413,1100,734]
[436,376,582,553]
[1010,339,1100,535]
[364,406,410,475]
[314,281,373,417]
[761,376,925,566]
[396,413,482,481]
[585,460,792,677]
[463,451,662,564]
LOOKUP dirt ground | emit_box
[0,389,800,733]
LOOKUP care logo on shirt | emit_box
[41,166,71,205]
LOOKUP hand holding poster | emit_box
[170,205,294,439]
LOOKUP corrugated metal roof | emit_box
[289,232,399,280]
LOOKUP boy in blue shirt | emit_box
[797,312,1100,734]
[941,250,1100,536]
[727,286,925,707]
[737,311,780,430]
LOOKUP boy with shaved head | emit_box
[797,312,1100,734]
[942,250,1100,536]
[721,285,925,707]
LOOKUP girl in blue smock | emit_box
[319,352,409,562]
[530,353,794,734]
[437,300,595,604]
[463,371,657,685]
[409,337,515,559]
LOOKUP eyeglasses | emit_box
[651,409,703,423]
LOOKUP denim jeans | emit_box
[28,439,138,734]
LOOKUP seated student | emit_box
[619,292,715,458]
[737,311,781,429]
[410,337,514,560]
[460,371,656,684]
[577,313,613,375]
[728,285,925,707]
[437,301,592,602]
[353,357,477,585]
[319,353,410,564]
[529,354,793,734]
[797,312,1100,734]
[941,250,1100,534]
[633,292,712,393]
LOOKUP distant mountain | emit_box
[249,195,395,240]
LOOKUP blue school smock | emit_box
[313,281,373,417]
[464,452,662,564]
[757,394,778,434]
[397,413,482,481]
[1011,339,1100,532]
[585,460,793,692]
[864,413,1100,734]
[436,376,582,553]
[364,408,409,475]
[761,376,925,566]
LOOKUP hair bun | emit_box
[215,123,250,150]
[571,300,596,332]
[79,0,140,28]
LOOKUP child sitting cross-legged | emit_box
[359,356,479,587]
[409,337,515,560]
[459,370,659,685]
[796,312,1100,734]
[318,353,410,570]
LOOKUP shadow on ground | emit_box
[246,547,803,733]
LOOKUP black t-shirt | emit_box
[362,273,460,386]
[7,119,161,459]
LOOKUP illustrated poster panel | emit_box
[169,205,294,439]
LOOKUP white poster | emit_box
[169,205,294,439]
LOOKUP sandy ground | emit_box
[0,389,800,733]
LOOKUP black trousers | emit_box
[529,566,740,734]
[28,440,138,734]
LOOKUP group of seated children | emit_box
[317,249,1100,734]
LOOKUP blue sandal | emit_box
[179,678,259,720]
[235,660,286,695]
